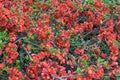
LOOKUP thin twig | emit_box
[23,46,31,58]
[51,74,73,80]
[14,37,23,44]
[30,42,40,47]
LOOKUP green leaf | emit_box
[81,60,88,68]
[0,30,8,40]
[76,67,81,73]
[102,0,117,8]
[0,40,4,47]
[16,60,21,70]
[30,34,38,40]
[11,7,16,12]
[0,40,2,43]
[104,12,110,20]
[49,47,56,53]
[55,31,61,37]
[97,57,106,65]
[116,73,120,77]
[45,30,51,35]
[112,40,120,46]
[3,66,9,71]
[104,76,110,80]
[100,42,110,54]
[87,0,94,3]
[31,46,40,53]
[76,67,84,75]
[23,37,30,43]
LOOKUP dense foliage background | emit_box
[0,0,120,80]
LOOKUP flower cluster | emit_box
[0,0,120,80]
[5,43,18,64]
[7,68,23,80]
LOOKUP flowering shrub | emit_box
[0,0,120,80]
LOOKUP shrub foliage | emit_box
[0,0,120,80]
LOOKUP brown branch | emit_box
[51,74,73,80]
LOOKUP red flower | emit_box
[26,44,31,52]
[7,68,23,80]
[52,0,59,7]
[0,14,8,27]
[0,63,5,69]
[9,32,16,42]
[101,53,107,58]
[74,24,84,34]
[95,67,104,79]
[76,76,84,80]
[103,6,110,13]
[94,1,104,9]
[87,66,95,79]
[27,0,33,5]
[74,48,84,54]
